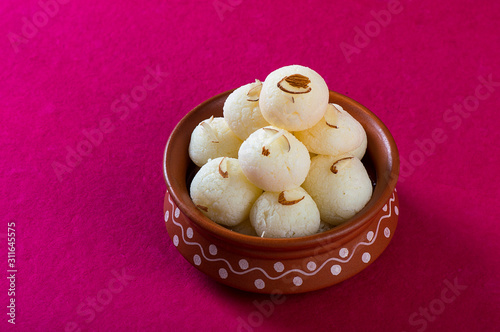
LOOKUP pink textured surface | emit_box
[1,0,499,331]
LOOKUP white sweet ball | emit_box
[223,80,270,140]
[302,154,373,225]
[294,104,367,159]
[188,117,242,167]
[238,126,310,192]
[334,104,367,160]
[228,219,257,236]
[259,65,329,131]
[317,221,334,234]
[250,187,320,238]
[349,128,367,160]
[190,157,263,226]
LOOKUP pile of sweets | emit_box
[188,65,372,238]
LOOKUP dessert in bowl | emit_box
[163,86,399,294]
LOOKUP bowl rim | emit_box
[163,89,399,251]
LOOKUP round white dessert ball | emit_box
[190,157,263,226]
[317,221,334,234]
[349,127,367,160]
[188,117,242,167]
[259,65,329,131]
[250,187,320,238]
[294,104,367,159]
[302,154,373,225]
[238,126,310,192]
[223,80,270,140]
[228,219,257,237]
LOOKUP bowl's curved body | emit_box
[163,90,399,294]
[163,189,399,293]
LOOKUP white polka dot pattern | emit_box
[164,189,399,290]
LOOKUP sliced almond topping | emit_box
[325,104,339,128]
[330,157,354,174]
[196,205,208,212]
[246,79,262,102]
[278,191,305,206]
[284,74,311,89]
[281,135,291,152]
[264,130,285,148]
[262,129,291,155]
[262,127,279,133]
[331,104,342,113]
[277,74,312,94]
[200,116,219,143]
[218,157,228,178]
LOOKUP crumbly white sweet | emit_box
[238,126,310,192]
[228,219,257,236]
[223,80,270,140]
[349,128,368,160]
[302,154,373,225]
[259,65,329,131]
[187,65,375,237]
[190,157,262,226]
[317,221,334,233]
[250,187,320,238]
[294,104,367,159]
[188,117,242,167]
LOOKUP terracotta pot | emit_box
[163,90,400,294]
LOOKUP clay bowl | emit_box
[163,90,399,294]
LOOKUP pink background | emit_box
[1,0,499,331]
